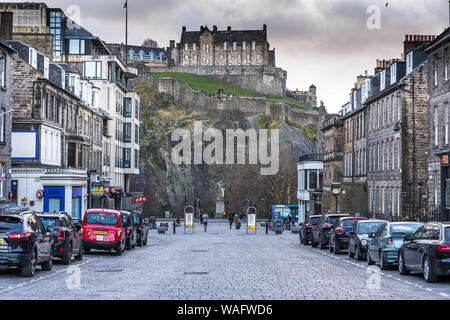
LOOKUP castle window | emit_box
[185,55,188,60]
[224,42,227,50]
[247,54,250,60]
[233,42,237,50]
[252,41,256,50]
[238,54,241,60]
[185,43,189,50]
[256,54,260,60]
[219,54,223,60]
[243,42,246,50]
[228,54,231,60]
[204,44,209,53]
[193,43,197,51]
[193,54,197,60]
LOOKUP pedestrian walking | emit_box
[201,212,209,232]
[228,212,233,229]
[233,213,240,229]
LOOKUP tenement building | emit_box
[425,28,450,220]
[321,114,344,213]
[0,39,15,208]
[366,35,432,219]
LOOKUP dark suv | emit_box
[0,211,54,277]
[329,216,366,254]
[299,215,321,245]
[37,213,83,264]
[132,211,148,246]
[121,211,137,250]
[312,214,350,249]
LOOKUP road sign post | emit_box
[184,205,195,234]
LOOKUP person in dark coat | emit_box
[228,212,234,229]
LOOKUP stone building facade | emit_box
[286,85,317,109]
[425,28,450,220]
[107,43,167,67]
[0,41,15,207]
[170,25,275,68]
[321,115,344,213]
[366,59,429,219]
[0,3,54,57]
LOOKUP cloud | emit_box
[6,0,448,111]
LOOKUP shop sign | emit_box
[91,186,104,197]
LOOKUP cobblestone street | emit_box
[0,223,449,300]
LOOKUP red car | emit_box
[82,209,125,255]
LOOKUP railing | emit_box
[372,206,441,223]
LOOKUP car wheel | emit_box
[75,243,83,261]
[42,246,54,271]
[22,249,37,277]
[367,250,375,265]
[398,251,409,275]
[423,256,438,283]
[61,243,72,265]
[349,245,355,258]
[143,234,148,246]
[334,241,340,255]
[116,242,124,256]
[379,252,389,270]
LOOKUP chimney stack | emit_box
[213,25,217,32]
[263,24,267,32]
[182,26,186,33]
[0,12,13,41]
[227,26,231,31]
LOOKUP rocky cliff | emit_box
[131,83,317,218]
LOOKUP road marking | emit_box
[0,259,96,296]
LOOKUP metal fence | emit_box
[372,206,441,223]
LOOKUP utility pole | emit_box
[125,0,128,64]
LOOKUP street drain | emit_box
[184,272,209,275]
[95,269,123,273]
[192,249,208,252]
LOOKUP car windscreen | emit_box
[326,217,339,225]
[85,212,118,226]
[132,213,141,224]
[0,216,22,232]
[308,217,320,225]
[357,222,385,234]
[341,219,356,228]
[39,217,62,230]
[390,223,422,235]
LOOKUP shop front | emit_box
[441,154,450,221]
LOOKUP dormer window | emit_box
[149,51,154,62]
[139,50,144,61]
[224,42,227,50]
[242,42,246,50]
[233,42,237,50]
[252,41,256,50]
[406,52,413,74]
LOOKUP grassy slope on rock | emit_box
[151,72,311,110]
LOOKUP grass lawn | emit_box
[152,72,311,110]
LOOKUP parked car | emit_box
[0,211,54,277]
[367,221,423,269]
[132,211,148,246]
[349,220,386,260]
[37,212,84,264]
[121,211,137,250]
[82,209,125,255]
[329,216,367,254]
[312,214,350,249]
[299,215,321,245]
[398,222,450,283]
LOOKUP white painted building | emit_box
[297,155,323,223]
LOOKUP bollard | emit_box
[266,222,269,235]
[173,221,176,234]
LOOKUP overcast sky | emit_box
[8,0,449,112]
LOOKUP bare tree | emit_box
[141,38,159,48]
